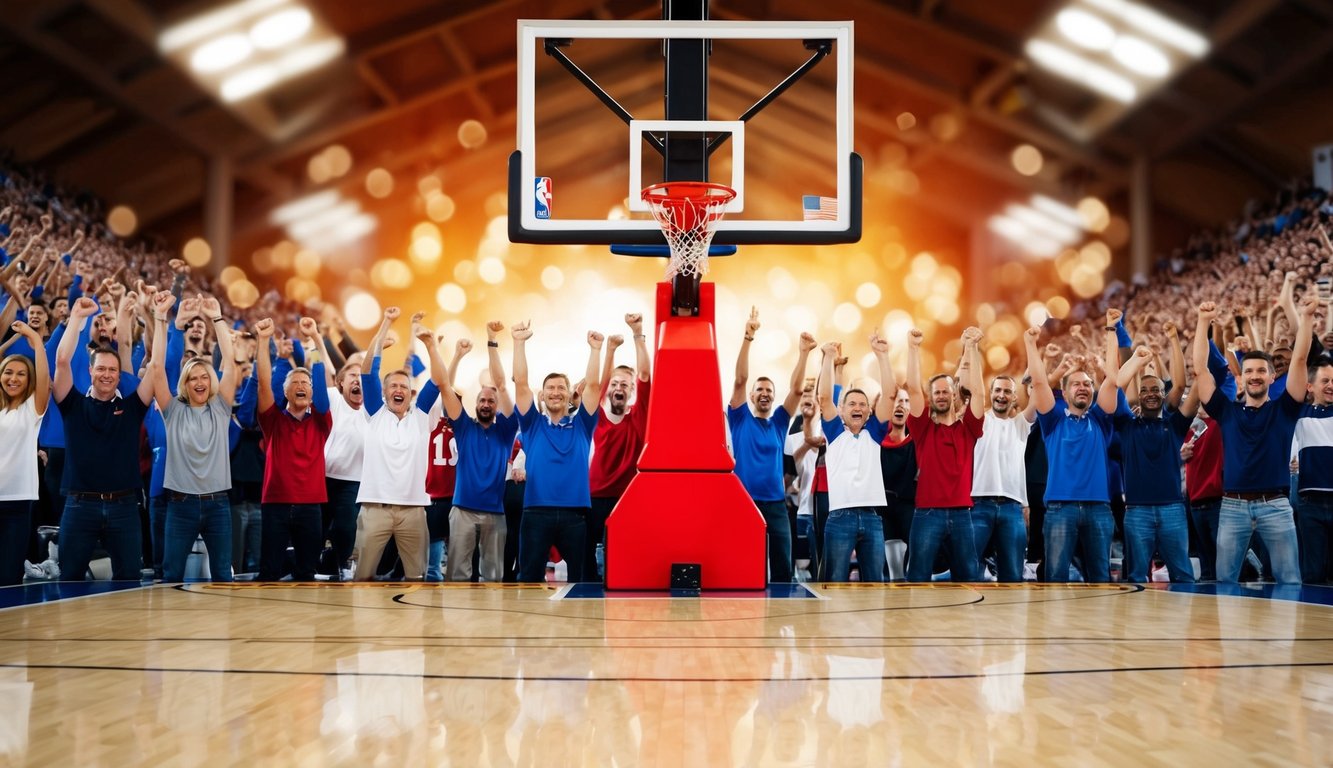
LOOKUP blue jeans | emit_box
[822,507,885,582]
[59,494,143,580]
[260,503,323,581]
[0,500,31,586]
[1297,492,1333,584]
[1189,498,1220,581]
[971,497,1027,582]
[163,493,233,582]
[1043,501,1113,583]
[756,500,793,583]
[518,506,587,583]
[1217,496,1300,584]
[1124,503,1195,583]
[906,507,979,582]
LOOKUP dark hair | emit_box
[1240,350,1274,373]
[840,387,868,406]
[1309,357,1333,382]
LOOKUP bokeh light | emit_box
[182,237,211,268]
[436,283,466,313]
[107,205,137,237]
[458,120,488,150]
[227,279,259,308]
[1011,144,1044,176]
[855,282,882,308]
[365,168,394,198]
[344,291,382,329]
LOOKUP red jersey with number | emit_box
[425,415,458,500]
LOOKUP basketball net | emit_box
[642,182,736,279]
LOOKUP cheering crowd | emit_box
[1,157,1332,586]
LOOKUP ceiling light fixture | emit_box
[190,33,253,73]
[1111,35,1170,77]
[250,7,313,49]
[1025,39,1137,102]
[1082,0,1209,57]
[1055,8,1115,51]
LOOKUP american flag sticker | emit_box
[802,195,838,221]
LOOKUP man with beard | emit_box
[353,311,448,581]
[53,296,155,580]
[513,320,604,583]
[434,321,520,582]
[255,315,331,581]
[904,326,985,582]
[729,307,815,583]
[970,357,1037,583]
[586,313,652,580]
[1024,312,1120,583]
[1113,342,1197,583]
[815,332,895,582]
[1194,296,1316,584]
[1295,356,1333,583]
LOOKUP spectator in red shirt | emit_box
[586,313,652,580]
[903,326,985,582]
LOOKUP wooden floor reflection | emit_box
[3,582,1333,766]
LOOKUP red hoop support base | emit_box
[604,282,768,590]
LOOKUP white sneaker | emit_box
[40,560,61,579]
[24,560,44,579]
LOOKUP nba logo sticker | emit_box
[534,177,552,220]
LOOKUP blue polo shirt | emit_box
[1037,404,1113,504]
[1114,406,1194,505]
[728,404,791,503]
[1206,388,1301,493]
[517,404,598,508]
[1296,404,1333,493]
[452,409,520,514]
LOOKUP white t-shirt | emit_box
[0,398,43,501]
[325,387,370,481]
[356,407,431,507]
[784,422,822,517]
[822,416,888,511]
[971,410,1032,506]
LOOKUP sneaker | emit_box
[40,560,61,579]
[24,560,44,579]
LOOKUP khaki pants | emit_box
[446,507,507,582]
[354,503,428,580]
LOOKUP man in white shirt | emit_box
[353,311,449,581]
[816,332,895,582]
[970,361,1037,582]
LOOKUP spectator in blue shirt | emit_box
[1295,357,1333,582]
[1191,296,1317,584]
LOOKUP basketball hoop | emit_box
[642,181,736,279]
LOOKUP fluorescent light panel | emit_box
[1025,39,1137,102]
[1082,0,1209,57]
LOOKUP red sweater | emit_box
[258,404,333,504]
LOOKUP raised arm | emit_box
[785,331,816,416]
[368,306,398,360]
[450,337,470,390]
[1287,294,1318,402]
[149,292,176,411]
[905,327,926,417]
[54,296,98,403]
[413,313,448,409]
[1164,320,1186,408]
[816,341,838,422]
[254,318,276,414]
[485,321,513,418]
[1192,302,1221,405]
[1097,308,1121,413]
[730,306,759,409]
[961,326,984,419]
[511,320,533,414]
[206,295,239,405]
[599,333,624,399]
[869,329,895,422]
[1024,327,1055,414]
[10,322,49,416]
[1278,271,1300,335]
[582,330,605,415]
[627,313,651,382]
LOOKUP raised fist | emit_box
[821,341,840,356]
[298,316,318,339]
[383,307,400,322]
[1106,308,1123,327]
[511,320,532,341]
[799,331,817,352]
[71,296,99,318]
[410,311,426,325]
[607,334,624,348]
[962,326,983,345]
[152,291,176,318]
[1133,346,1152,359]
[486,320,504,339]
[1197,301,1220,322]
[588,330,605,348]
[168,258,189,275]
[1024,327,1042,344]
[10,321,38,340]
[253,318,275,338]
[456,338,472,356]
[200,294,221,317]
[625,313,643,333]
[908,328,924,348]
[1163,320,1178,338]
[869,329,889,354]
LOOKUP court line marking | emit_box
[6,659,1333,684]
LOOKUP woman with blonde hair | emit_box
[149,292,239,582]
[0,321,50,585]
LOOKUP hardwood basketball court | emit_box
[3,581,1333,765]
